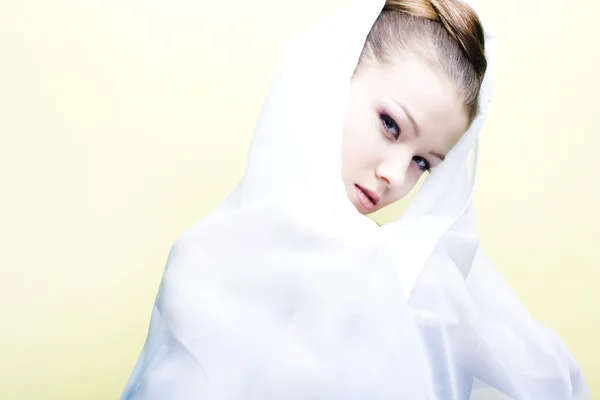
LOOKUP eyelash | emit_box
[379,113,432,172]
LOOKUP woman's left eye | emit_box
[380,113,400,139]
[413,156,431,172]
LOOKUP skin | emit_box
[341,54,470,214]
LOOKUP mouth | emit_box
[355,184,380,211]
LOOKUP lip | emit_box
[355,184,380,210]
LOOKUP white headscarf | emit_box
[121,0,589,398]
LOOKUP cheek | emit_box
[341,127,357,180]
[342,115,377,169]
[384,172,422,206]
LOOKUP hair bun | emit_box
[384,0,487,82]
[430,0,486,81]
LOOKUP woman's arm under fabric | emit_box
[462,248,590,399]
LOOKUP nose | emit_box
[375,149,412,189]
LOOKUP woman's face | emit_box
[342,55,469,214]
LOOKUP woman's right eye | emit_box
[380,113,400,140]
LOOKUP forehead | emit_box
[355,55,469,147]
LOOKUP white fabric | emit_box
[121,0,590,398]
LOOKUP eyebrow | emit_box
[430,151,446,162]
[393,99,447,162]
[394,100,420,137]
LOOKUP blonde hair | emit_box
[360,0,487,124]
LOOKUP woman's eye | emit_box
[380,113,400,139]
[413,156,431,172]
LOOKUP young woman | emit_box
[121,0,589,398]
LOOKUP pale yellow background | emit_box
[1,0,598,398]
